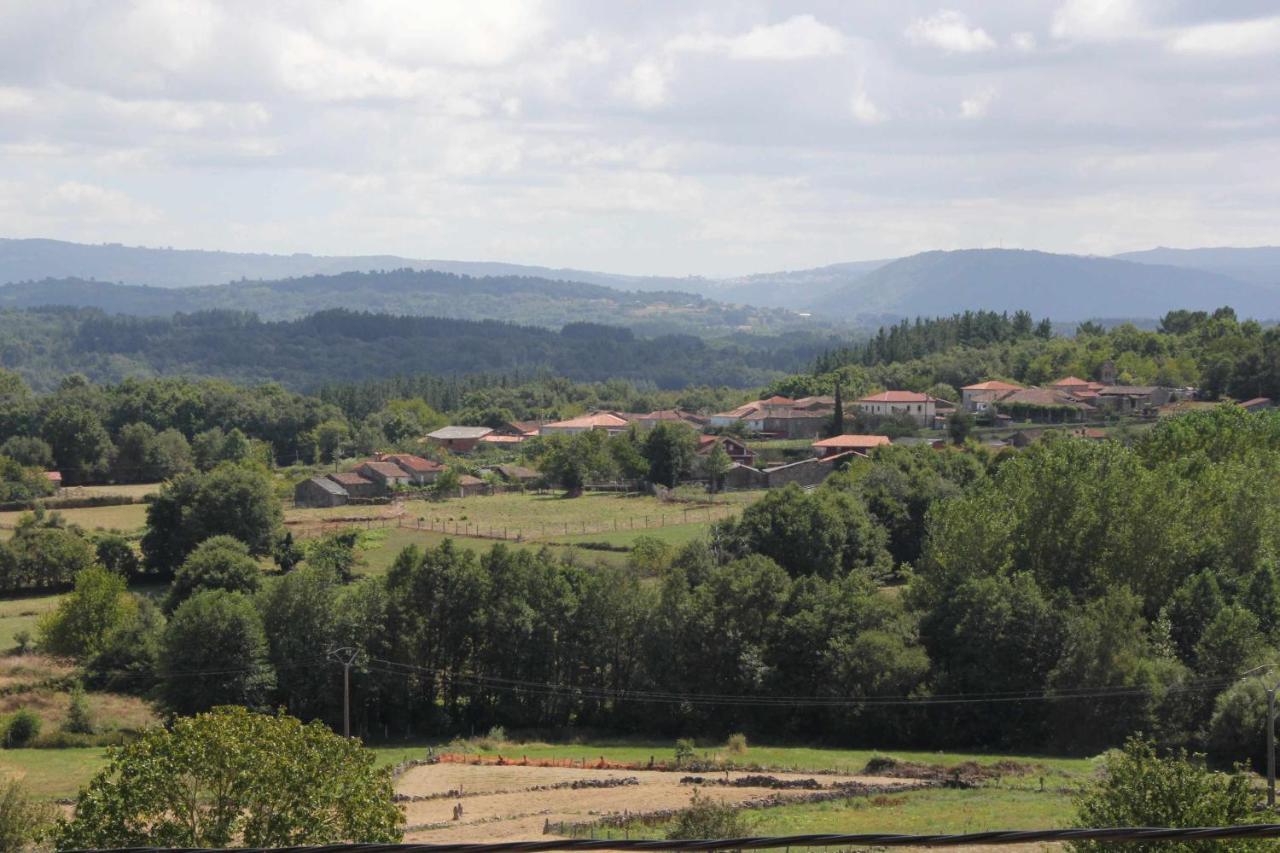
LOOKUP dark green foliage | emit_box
[4,709,40,748]
[643,422,698,488]
[1071,738,1263,853]
[165,536,262,612]
[1206,678,1269,773]
[158,590,275,716]
[667,789,745,840]
[63,683,94,735]
[142,464,282,574]
[0,436,52,469]
[94,534,140,579]
[719,483,891,579]
[304,530,360,582]
[0,454,55,503]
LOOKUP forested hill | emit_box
[0,270,811,335]
[811,249,1280,321]
[0,307,828,392]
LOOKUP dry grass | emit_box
[57,483,162,500]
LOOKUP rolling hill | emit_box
[1112,246,1280,286]
[0,269,818,336]
[810,249,1280,321]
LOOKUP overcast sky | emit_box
[0,1,1277,276]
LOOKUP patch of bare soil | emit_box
[396,763,915,843]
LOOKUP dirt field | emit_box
[396,762,913,842]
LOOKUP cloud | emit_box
[669,15,845,61]
[1010,32,1037,53]
[40,180,159,224]
[614,60,671,109]
[851,89,887,125]
[1167,16,1280,57]
[905,10,996,53]
[1051,0,1144,41]
[960,88,996,119]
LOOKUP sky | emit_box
[0,1,1277,277]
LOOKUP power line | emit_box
[361,658,1244,710]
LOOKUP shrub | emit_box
[474,726,507,751]
[674,738,696,766]
[667,789,746,840]
[726,733,748,755]
[4,709,41,748]
[1070,737,1261,853]
[12,629,31,655]
[63,683,94,735]
[0,778,56,850]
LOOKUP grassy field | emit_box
[549,522,711,550]
[0,593,65,651]
[354,527,629,575]
[592,787,1076,841]
[400,492,757,540]
[58,483,162,500]
[0,502,149,535]
[0,747,108,798]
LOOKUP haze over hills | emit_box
[0,270,817,337]
[810,249,1280,321]
[3,238,1280,326]
[1112,246,1280,286]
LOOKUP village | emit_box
[292,366,1274,508]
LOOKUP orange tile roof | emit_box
[381,453,443,473]
[1050,376,1091,387]
[811,434,892,449]
[545,412,631,429]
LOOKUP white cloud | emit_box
[851,89,887,125]
[1167,16,1280,57]
[1011,32,1037,52]
[0,87,34,111]
[614,60,671,109]
[960,87,996,119]
[1051,0,1143,41]
[905,10,996,53]
[315,0,548,68]
[40,181,159,224]
[669,15,845,61]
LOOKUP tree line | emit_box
[32,406,1280,766]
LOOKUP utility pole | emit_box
[1269,684,1277,809]
[328,647,361,738]
[1239,664,1280,809]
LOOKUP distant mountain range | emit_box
[2,237,1278,325]
[0,270,820,337]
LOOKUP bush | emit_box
[0,778,56,850]
[674,738,696,766]
[726,733,748,755]
[667,789,746,840]
[4,709,41,748]
[12,630,31,655]
[1071,737,1261,853]
[63,683,94,735]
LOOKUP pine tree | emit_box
[831,380,845,438]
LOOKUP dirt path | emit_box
[397,764,914,843]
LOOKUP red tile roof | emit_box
[1050,376,1091,387]
[761,395,794,405]
[811,434,892,450]
[382,453,444,473]
[1241,397,1273,408]
[357,461,410,479]
[43,471,62,483]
